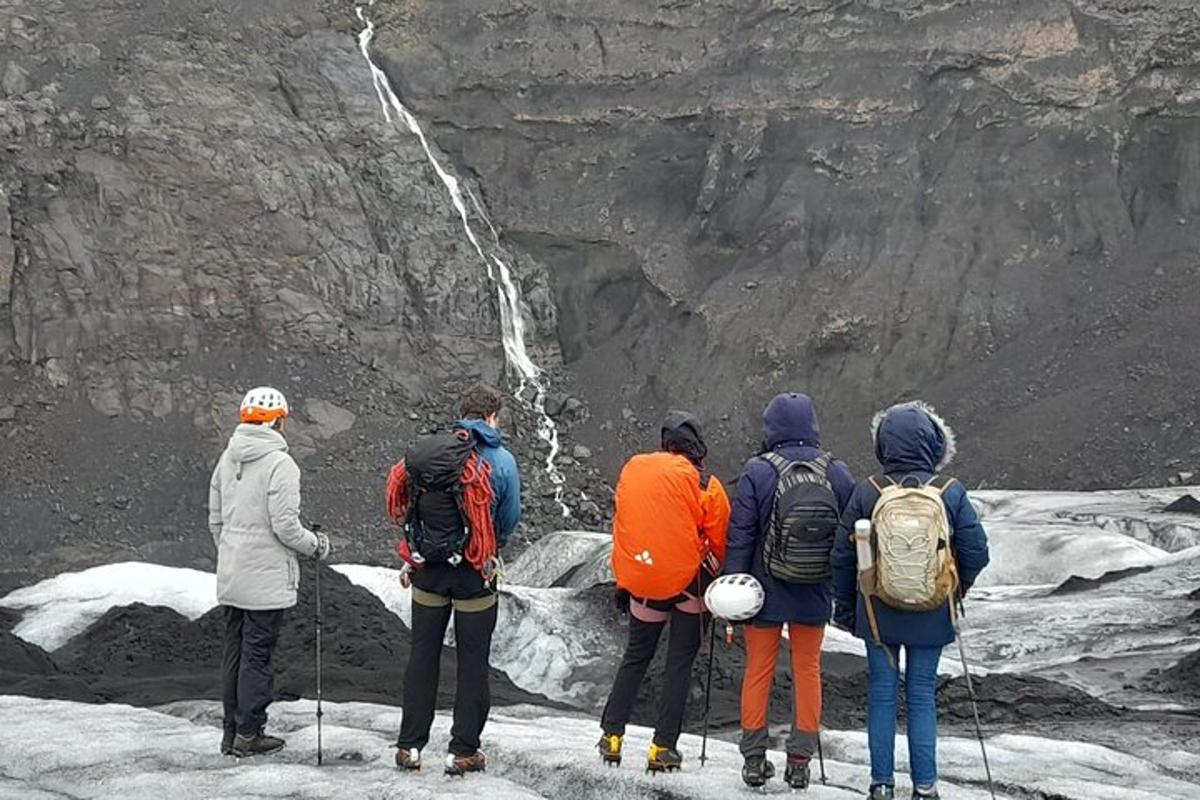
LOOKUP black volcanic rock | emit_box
[8,565,555,711]
[1051,566,1156,596]
[1164,495,1200,515]
[1156,649,1200,699]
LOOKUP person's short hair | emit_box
[460,383,503,420]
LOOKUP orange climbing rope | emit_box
[387,444,497,574]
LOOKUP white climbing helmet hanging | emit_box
[704,573,765,621]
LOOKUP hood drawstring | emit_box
[236,461,244,480]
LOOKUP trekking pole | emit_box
[699,614,716,767]
[816,732,827,784]
[954,606,996,800]
[313,525,324,767]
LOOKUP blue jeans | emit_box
[865,641,944,788]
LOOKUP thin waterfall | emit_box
[355,2,568,516]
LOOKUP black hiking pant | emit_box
[398,563,498,757]
[222,606,284,736]
[600,600,705,749]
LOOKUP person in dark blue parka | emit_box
[724,393,854,787]
[830,401,989,800]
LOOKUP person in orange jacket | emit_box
[598,411,731,773]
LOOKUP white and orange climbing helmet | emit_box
[240,386,289,425]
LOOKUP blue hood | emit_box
[872,401,957,475]
[454,418,503,449]
[763,393,820,450]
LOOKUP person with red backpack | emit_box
[724,393,855,790]
[387,384,521,776]
[830,401,989,800]
[598,411,731,773]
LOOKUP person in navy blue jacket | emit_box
[830,401,989,800]
[724,393,854,788]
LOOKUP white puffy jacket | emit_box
[208,424,319,610]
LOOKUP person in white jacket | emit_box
[208,387,331,758]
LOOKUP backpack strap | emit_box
[760,451,793,475]
[867,474,896,493]
[928,475,958,495]
[763,451,833,479]
[803,453,833,480]
[858,574,895,669]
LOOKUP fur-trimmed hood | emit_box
[871,400,957,474]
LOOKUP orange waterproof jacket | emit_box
[611,451,731,601]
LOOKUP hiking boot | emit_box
[867,784,896,800]
[912,786,939,800]
[444,751,486,776]
[741,754,776,787]
[220,728,235,756]
[785,755,811,790]
[646,743,683,773]
[394,747,422,771]
[598,733,623,766]
[231,731,285,758]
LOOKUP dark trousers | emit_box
[397,588,498,756]
[222,606,284,736]
[600,606,705,749]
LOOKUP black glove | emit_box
[613,588,631,614]
[832,600,856,633]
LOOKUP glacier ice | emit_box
[0,696,1195,800]
[0,562,217,651]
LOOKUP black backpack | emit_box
[760,452,840,583]
[405,430,475,565]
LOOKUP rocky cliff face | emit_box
[1,0,1199,579]
[0,0,585,581]
[371,0,1200,487]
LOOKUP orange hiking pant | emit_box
[740,622,824,758]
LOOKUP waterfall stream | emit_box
[355,1,568,516]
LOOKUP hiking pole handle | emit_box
[308,521,325,563]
